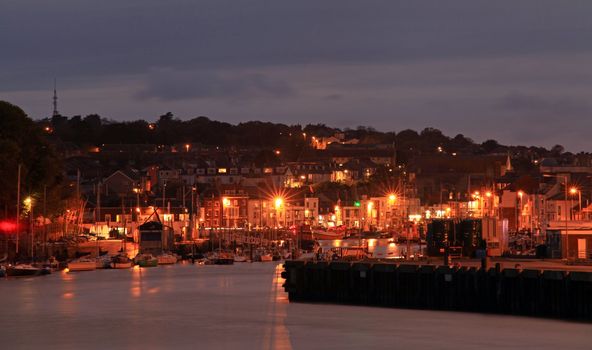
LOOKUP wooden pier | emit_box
[282,260,592,321]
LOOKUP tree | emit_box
[481,139,501,154]
[551,144,564,156]
[0,101,63,218]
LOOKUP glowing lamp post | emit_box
[388,194,396,229]
[222,197,231,228]
[569,187,581,221]
[485,191,492,217]
[517,190,524,230]
[274,197,283,228]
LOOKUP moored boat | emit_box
[6,264,51,277]
[206,251,234,265]
[111,254,133,269]
[134,253,158,267]
[233,254,248,263]
[259,253,273,262]
[68,257,97,272]
[312,228,346,240]
[95,255,112,269]
[157,253,178,265]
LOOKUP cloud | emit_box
[496,92,591,116]
[3,1,592,151]
[323,94,343,101]
[135,69,295,101]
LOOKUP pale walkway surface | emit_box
[0,263,590,349]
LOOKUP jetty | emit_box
[281,259,592,321]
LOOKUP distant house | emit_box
[158,166,180,186]
[103,169,140,196]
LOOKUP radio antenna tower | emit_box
[52,78,59,117]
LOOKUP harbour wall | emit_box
[281,260,592,321]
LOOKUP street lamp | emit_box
[388,194,396,229]
[222,197,231,228]
[517,190,524,230]
[274,197,283,228]
[569,187,581,221]
[485,191,493,217]
[367,201,374,229]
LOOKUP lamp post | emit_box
[222,197,231,228]
[388,194,396,230]
[274,197,283,228]
[485,191,493,217]
[569,187,581,221]
[517,190,524,231]
[24,196,33,259]
[133,188,140,222]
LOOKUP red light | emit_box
[0,221,17,232]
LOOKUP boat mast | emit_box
[16,164,21,255]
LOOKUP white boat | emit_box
[68,257,97,272]
[233,255,248,263]
[157,253,178,265]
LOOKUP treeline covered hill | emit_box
[41,112,570,163]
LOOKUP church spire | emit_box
[52,79,59,117]
[506,152,513,172]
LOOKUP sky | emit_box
[2,1,592,151]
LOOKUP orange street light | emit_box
[569,187,578,195]
[222,197,231,207]
[274,197,283,209]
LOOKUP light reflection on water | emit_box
[0,262,590,350]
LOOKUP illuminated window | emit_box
[218,168,227,174]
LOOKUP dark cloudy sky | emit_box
[2,1,592,151]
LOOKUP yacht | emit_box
[6,264,51,277]
[157,253,178,265]
[68,257,97,272]
[111,254,133,269]
[134,253,158,267]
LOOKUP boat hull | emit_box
[259,254,273,262]
[137,259,158,267]
[111,262,133,269]
[212,258,234,265]
[313,232,345,240]
[157,256,177,265]
[68,261,97,272]
[6,266,51,277]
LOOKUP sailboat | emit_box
[68,256,96,271]
[6,264,51,277]
[134,253,158,267]
[157,252,178,265]
[111,253,133,269]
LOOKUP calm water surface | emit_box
[0,262,590,349]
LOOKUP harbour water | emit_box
[0,263,590,349]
